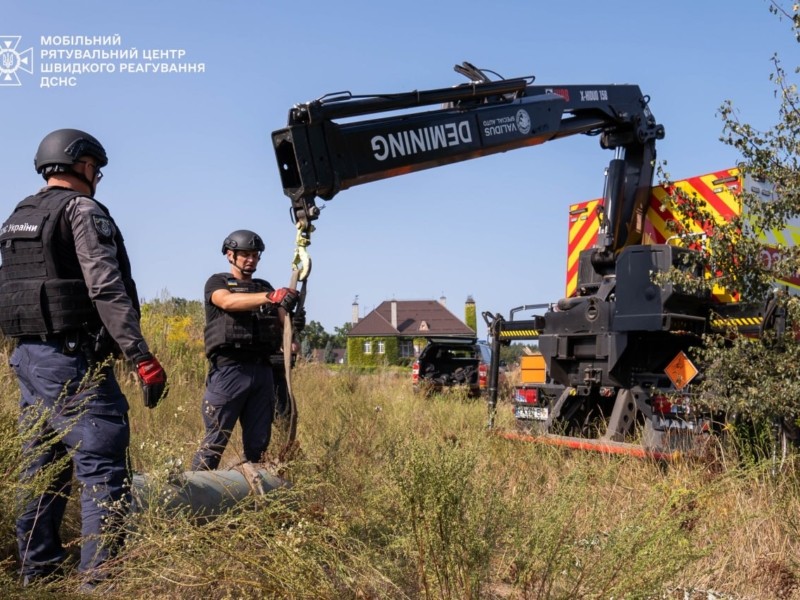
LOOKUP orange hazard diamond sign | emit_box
[665,351,699,390]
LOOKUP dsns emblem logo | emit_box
[0,36,34,87]
[515,109,531,135]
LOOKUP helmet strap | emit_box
[230,251,256,276]
[70,167,96,196]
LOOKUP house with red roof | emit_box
[347,297,476,366]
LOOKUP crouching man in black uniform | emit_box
[0,129,167,587]
[191,230,299,470]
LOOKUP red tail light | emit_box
[516,387,538,404]
[412,361,420,384]
[478,363,488,389]
[652,394,688,415]
[652,395,672,415]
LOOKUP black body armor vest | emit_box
[204,277,281,357]
[0,188,139,337]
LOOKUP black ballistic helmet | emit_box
[34,128,108,175]
[221,230,265,254]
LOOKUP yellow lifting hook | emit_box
[291,220,314,282]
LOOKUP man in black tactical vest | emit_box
[0,129,167,588]
[191,230,299,470]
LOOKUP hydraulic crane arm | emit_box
[272,64,664,255]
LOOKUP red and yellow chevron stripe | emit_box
[565,169,742,298]
[566,199,602,297]
[643,168,740,245]
[565,167,800,309]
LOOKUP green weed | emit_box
[1,306,800,598]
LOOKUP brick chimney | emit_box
[391,300,398,329]
[465,295,477,332]
[351,296,359,324]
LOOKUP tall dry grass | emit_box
[1,322,800,598]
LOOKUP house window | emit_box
[377,340,385,354]
[363,341,372,354]
[399,340,414,357]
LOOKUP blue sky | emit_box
[2,1,797,338]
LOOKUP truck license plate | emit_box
[515,405,549,421]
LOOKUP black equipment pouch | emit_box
[0,278,95,337]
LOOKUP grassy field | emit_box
[1,331,800,599]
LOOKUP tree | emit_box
[331,322,353,348]
[499,343,537,367]
[299,319,331,350]
[323,340,335,364]
[665,3,800,434]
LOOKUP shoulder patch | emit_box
[92,215,114,241]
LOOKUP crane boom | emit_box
[272,68,664,257]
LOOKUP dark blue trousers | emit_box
[10,340,130,579]
[191,362,275,470]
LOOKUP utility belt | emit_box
[210,350,271,368]
[18,329,88,354]
[17,328,114,361]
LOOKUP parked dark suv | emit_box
[412,337,493,397]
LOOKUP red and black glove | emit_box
[267,287,299,312]
[136,354,167,409]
